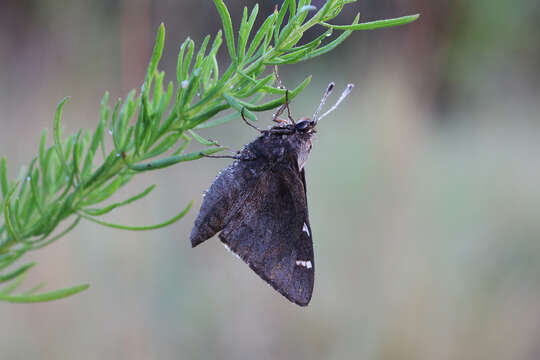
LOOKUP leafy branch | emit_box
[0,0,418,303]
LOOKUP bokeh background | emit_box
[1,0,540,359]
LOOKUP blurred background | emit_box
[1,0,540,359]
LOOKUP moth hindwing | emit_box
[190,83,354,306]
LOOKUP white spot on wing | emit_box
[302,223,310,236]
[296,260,312,269]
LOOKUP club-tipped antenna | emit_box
[312,82,335,124]
[317,83,355,122]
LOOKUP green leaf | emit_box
[183,103,230,129]
[314,0,335,21]
[71,129,83,184]
[176,37,191,84]
[83,185,156,216]
[201,56,216,93]
[246,11,277,61]
[83,172,133,206]
[181,39,195,84]
[185,65,233,115]
[0,157,8,198]
[322,13,420,30]
[300,13,360,60]
[0,262,35,284]
[0,250,26,271]
[213,0,236,61]
[143,23,165,98]
[53,97,72,177]
[238,5,259,64]
[38,130,49,191]
[151,71,165,109]
[117,90,137,150]
[295,2,314,25]
[79,201,193,231]
[0,284,90,303]
[42,148,56,197]
[285,28,332,53]
[289,0,297,18]
[141,132,182,160]
[28,168,44,216]
[223,94,257,121]
[242,75,311,112]
[194,35,211,71]
[17,158,36,219]
[23,282,46,295]
[194,111,240,129]
[129,147,226,172]
[172,133,191,156]
[99,92,110,159]
[275,4,316,49]
[135,94,152,155]
[0,271,27,295]
[274,0,290,44]
[187,130,218,146]
[30,216,81,250]
[178,68,202,112]
[235,73,275,98]
[3,183,21,245]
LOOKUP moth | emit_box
[190,82,354,306]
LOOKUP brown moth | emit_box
[190,83,354,306]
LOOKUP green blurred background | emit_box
[1,0,540,359]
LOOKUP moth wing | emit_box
[219,165,314,306]
[190,159,267,247]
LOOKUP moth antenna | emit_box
[312,82,335,124]
[317,83,354,122]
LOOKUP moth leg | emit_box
[241,107,263,133]
[199,139,241,159]
[272,66,295,125]
[199,153,240,160]
[272,103,288,123]
[273,65,284,89]
[284,90,296,125]
[271,93,295,126]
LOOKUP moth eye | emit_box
[296,120,311,132]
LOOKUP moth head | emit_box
[311,83,355,125]
[295,117,316,134]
